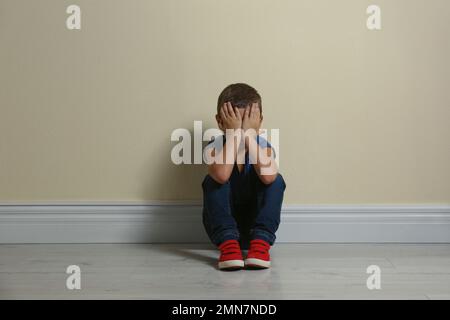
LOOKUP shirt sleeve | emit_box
[256,135,276,159]
[204,135,225,154]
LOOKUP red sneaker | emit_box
[218,239,244,270]
[244,239,271,269]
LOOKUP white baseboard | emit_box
[0,203,449,243]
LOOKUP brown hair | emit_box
[217,83,262,114]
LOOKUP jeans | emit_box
[201,166,286,250]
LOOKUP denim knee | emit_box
[202,174,230,190]
[256,173,286,191]
[272,173,286,190]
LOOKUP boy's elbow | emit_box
[259,174,278,185]
[213,175,229,185]
[208,171,230,185]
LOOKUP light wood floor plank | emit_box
[0,244,448,299]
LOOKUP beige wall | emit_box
[0,0,449,204]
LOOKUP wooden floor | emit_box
[1,243,449,299]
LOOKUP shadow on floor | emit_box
[152,243,266,272]
[152,243,221,270]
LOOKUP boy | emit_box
[202,83,286,270]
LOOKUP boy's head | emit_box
[216,83,262,123]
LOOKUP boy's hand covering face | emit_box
[242,102,263,132]
[217,102,242,131]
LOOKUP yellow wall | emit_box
[1,0,449,204]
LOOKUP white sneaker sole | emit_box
[244,258,271,269]
[218,259,244,270]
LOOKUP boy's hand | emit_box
[219,102,242,130]
[242,102,262,133]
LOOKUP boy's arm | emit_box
[207,131,242,184]
[243,104,278,185]
[246,132,278,185]
[207,102,242,184]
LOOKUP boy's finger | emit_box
[227,102,234,117]
[254,104,258,116]
[234,107,240,119]
[254,104,261,117]
[229,104,237,119]
[250,103,255,117]
[243,106,250,118]
[227,103,235,118]
[223,102,230,118]
[220,105,227,119]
